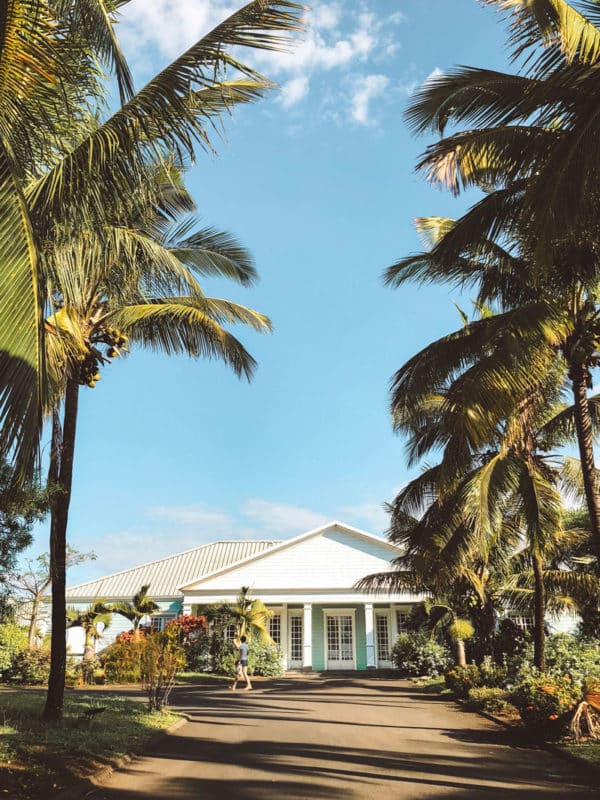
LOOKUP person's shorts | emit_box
[240,660,248,667]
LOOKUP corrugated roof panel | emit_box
[65,540,281,600]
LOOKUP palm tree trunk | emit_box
[531,552,546,672]
[455,638,467,667]
[43,379,79,721]
[570,364,600,553]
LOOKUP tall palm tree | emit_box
[11,1,302,723]
[111,585,160,631]
[43,166,273,720]
[371,293,573,668]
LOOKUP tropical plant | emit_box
[228,586,274,643]
[66,601,112,683]
[111,585,160,631]
[26,1,303,722]
[402,0,600,550]
[0,0,303,484]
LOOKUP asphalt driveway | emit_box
[86,674,598,799]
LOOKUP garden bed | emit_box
[0,691,181,799]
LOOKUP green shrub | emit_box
[209,638,238,675]
[391,632,451,677]
[445,657,510,698]
[0,623,27,675]
[249,643,284,677]
[6,648,50,685]
[466,686,514,713]
[545,635,600,685]
[511,673,581,739]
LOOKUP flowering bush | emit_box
[445,664,484,698]
[511,674,581,739]
[391,633,451,677]
[102,629,148,683]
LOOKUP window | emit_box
[269,614,281,646]
[290,615,303,662]
[396,610,410,633]
[151,614,176,632]
[225,624,237,640]
[376,615,390,661]
[508,615,534,632]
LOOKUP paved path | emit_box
[88,675,598,799]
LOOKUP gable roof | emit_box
[65,540,281,600]
[178,521,399,592]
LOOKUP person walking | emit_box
[230,635,252,691]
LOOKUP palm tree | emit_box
[111,585,160,631]
[229,586,273,643]
[386,197,600,556]
[16,1,302,723]
[369,291,575,668]
[66,601,113,683]
[402,1,600,547]
[43,167,273,720]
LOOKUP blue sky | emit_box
[25,1,514,584]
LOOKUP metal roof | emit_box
[65,540,281,600]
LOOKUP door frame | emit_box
[287,609,303,669]
[374,609,393,668]
[323,608,356,670]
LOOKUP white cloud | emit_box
[350,74,390,125]
[339,502,389,532]
[118,2,403,123]
[148,504,233,532]
[241,499,330,534]
[280,75,309,108]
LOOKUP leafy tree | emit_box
[7,546,95,648]
[0,460,52,582]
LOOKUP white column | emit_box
[365,603,376,668]
[281,603,288,671]
[182,599,192,616]
[302,603,312,669]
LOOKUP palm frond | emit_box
[107,299,268,379]
[0,141,44,481]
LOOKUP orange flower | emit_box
[548,714,558,721]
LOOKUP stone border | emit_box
[55,714,190,799]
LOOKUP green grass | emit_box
[0,692,181,799]
[557,742,600,772]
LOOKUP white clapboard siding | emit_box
[184,527,396,591]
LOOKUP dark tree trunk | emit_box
[570,364,600,555]
[532,552,546,672]
[43,380,79,721]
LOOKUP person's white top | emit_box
[239,642,249,660]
